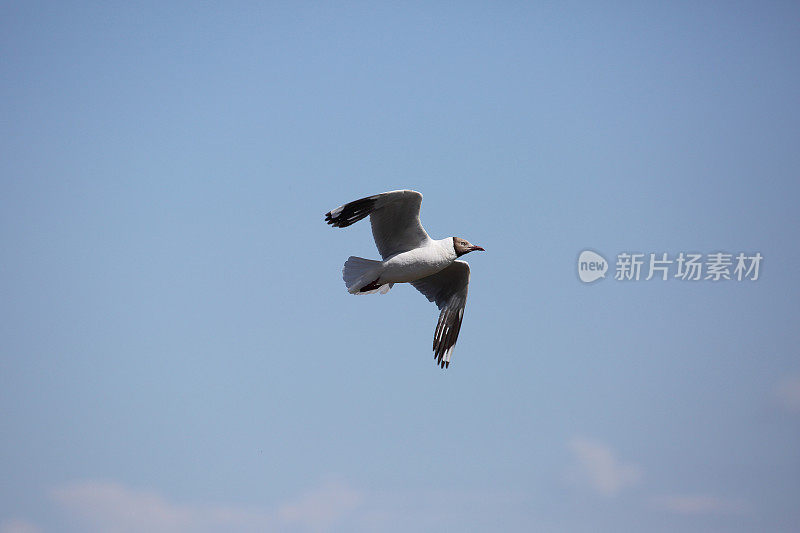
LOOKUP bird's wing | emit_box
[410,260,471,369]
[324,190,430,259]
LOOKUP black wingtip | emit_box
[323,196,379,229]
[324,211,345,227]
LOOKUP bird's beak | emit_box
[471,245,485,252]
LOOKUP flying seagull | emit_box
[324,189,484,369]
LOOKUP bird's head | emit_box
[452,237,485,257]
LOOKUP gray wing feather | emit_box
[410,261,471,369]
[324,190,430,259]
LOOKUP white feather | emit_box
[342,256,391,294]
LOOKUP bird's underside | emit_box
[325,189,481,369]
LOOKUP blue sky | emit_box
[1,2,799,532]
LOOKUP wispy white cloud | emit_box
[774,375,800,412]
[51,479,362,533]
[48,480,533,532]
[275,481,363,532]
[566,437,642,496]
[651,494,747,515]
[0,520,42,533]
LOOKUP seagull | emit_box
[324,189,484,369]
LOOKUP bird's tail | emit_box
[343,256,392,295]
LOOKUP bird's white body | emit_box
[379,238,456,284]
